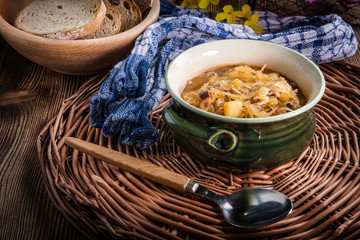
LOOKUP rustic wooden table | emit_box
[0,2,359,239]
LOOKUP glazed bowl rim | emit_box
[165,39,326,124]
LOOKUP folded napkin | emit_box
[89,0,358,150]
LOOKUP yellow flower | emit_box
[198,0,220,9]
[181,0,219,9]
[180,1,264,34]
[244,13,264,34]
[238,4,251,23]
[234,4,264,34]
[215,5,242,24]
[181,0,199,8]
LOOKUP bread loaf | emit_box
[84,7,121,39]
[14,0,106,40]
[103,0,142,32]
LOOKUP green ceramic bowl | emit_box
[163,39,325,170]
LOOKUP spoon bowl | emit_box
[186,180,292,228]
[65,137,293,228]
[216,188,292,228]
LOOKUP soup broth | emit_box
[181,63,307,118]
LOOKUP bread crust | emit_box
[84,7,122,39]
[103,0,142,32]
[133,0,152,15]
[15,0,107,40]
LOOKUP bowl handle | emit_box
[162,103,238,153]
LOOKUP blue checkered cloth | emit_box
[89,0,358,150]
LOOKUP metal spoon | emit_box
[65,137,293,228]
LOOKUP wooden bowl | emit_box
[0,0,160,75]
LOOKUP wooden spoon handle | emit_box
[65,137,191,192]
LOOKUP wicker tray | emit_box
[37,61,360,240]
[252,0,360,27]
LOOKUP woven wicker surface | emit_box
[252,0,360,27]
[37,61,360,240]
[203,0,360,27]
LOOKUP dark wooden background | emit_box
[0,35,91,240]
[0,1,359,239]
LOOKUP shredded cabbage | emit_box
[181,64,305,118]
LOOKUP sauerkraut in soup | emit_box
[181,64,306,118]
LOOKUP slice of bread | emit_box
[103,0,142,32]
[14,0,106,40]
[84,7,121,39]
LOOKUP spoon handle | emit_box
[65,137,191,192]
